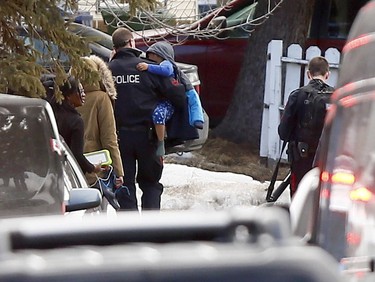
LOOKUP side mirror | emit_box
[289,167,321,242]
[65,188,102,212]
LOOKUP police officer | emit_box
[278,56,334,198]
[109,27,185,211]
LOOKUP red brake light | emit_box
[346,232,361,245]
[350,187,373,202]
[321,171,330,182]
[321,171,356,185]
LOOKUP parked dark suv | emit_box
[290,2,375,280]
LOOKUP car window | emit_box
[23,36,70,66]
[60,139,89,191]
[327,0,368,39]
[310,0,369,41]
[226,2,257,28]
[0,105,57,211]
[63,157,81,192]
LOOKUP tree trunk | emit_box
[212,0,316,149]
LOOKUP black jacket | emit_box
[109,48,186,129]
[278,79,334,149]
[54,102,95,174]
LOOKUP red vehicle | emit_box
[133,0,257,126]
[133,0,368,126]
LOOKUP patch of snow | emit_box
[160,164,290,211]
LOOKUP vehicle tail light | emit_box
[321,170,356,212]
[321,171,330,182]
[346,231,361,246]
[62,202,66,214]
[320,170,356,185]
[350,187,373,202]
[320,171,373,205]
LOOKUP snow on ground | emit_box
[104,163,290,216]
[160,163,290,211]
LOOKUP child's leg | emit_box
[154,124,165,142]
[152,101,174,156]
[155,124,166,157]
[153,103,167,141]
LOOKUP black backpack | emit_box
[297,86,333,147]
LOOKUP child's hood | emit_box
[146,42,175,63]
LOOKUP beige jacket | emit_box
[77,55,124,185]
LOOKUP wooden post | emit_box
[260,40,283,165]
[325,48,341,87]
[280,44,303,161]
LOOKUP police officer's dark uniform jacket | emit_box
[110,48,185,130]
[109,47,185,210]
[278,78,334,197]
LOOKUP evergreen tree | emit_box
[0,0,156,99]
[0,1,87,98]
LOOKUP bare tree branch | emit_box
[98,0,283,45]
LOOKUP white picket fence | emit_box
[259,40,341,165]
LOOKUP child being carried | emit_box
[137,41,204,157]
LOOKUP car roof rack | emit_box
[0,207,342,282]
[0,207,289,251]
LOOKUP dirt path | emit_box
[165,137,289,183]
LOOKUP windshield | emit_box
[0,105,58,214]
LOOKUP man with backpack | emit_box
[278,56,334,198]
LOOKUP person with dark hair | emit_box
[52,76,103,175]
[109,27,186,211]
[278,56,335,198]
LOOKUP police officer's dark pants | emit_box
[290,155,315,198]
[118,129,163,211]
